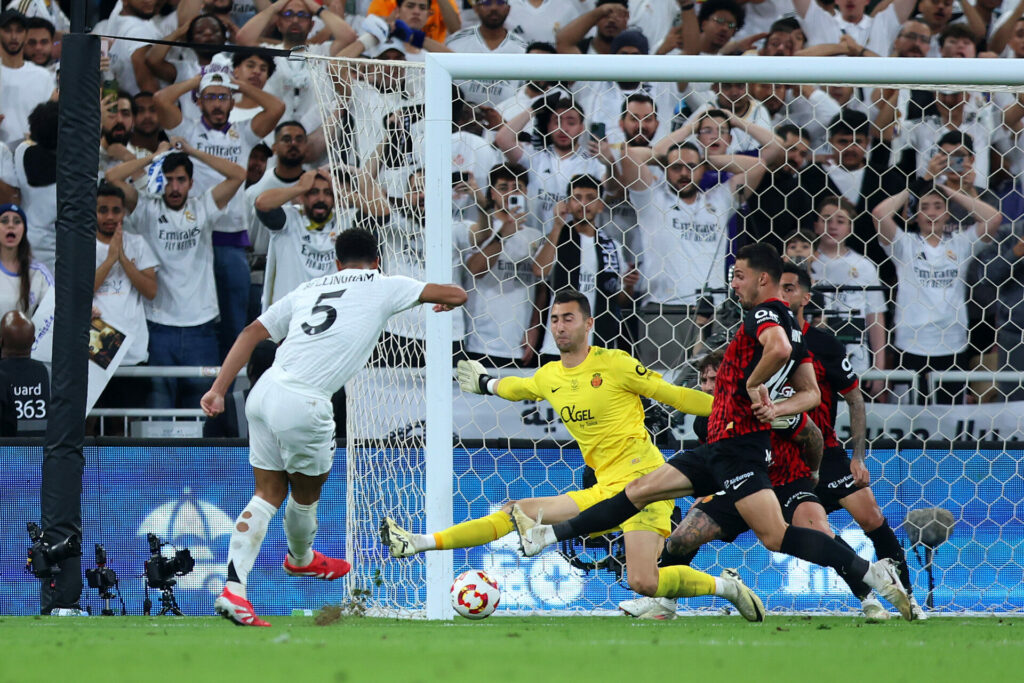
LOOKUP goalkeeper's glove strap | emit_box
[482,376,499,396]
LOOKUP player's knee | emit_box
[628,572,659,597]
[624,479,656,508]
[856,505,886,532]
[754,525,786,552]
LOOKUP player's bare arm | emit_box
[201,321,272,417]
[419,283,468,312]
[844,386,870,486]
[792,418,824,481]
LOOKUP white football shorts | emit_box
[245,366,337,476]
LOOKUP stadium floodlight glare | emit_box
[305,51,1024,620]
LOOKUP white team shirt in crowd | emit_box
[446,27,528,106]
[104,14,164,95]
[6,141,57,271]
[0,258,51,316]
[383,211,469,341]
[631,182,737,305]
[735,0,796,40]
[463,222,543,359]
[0,61,55,146]
[884,228,980,356]
[258,268,426,396]
[245,169,302,275]
[538,229,628,356]
[126,191,219,327]
[8,0,70,31]
[505,0,581,45]
[264,41,330,134]
[812,248,886,374]
[824,162,867,208]
[167,117,262,233]
[94,233,160,365]
[262,204,355,310]
[773,88,841,152]
[520,148,607,232]
[800,2,902,57]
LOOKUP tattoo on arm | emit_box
[665,508,726,557]
[845,388,868,462]
[794,420,824,474]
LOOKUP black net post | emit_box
[39,0,99,612]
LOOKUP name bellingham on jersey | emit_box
[494,347,713,485]
[707,298,809,443]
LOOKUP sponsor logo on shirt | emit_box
[158,226,202,252]
[724,471,754,491]
[559,404,594,424]
[755,308,780,324]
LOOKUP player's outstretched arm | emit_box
[456,360,544,402]
[640,376,714,417]
[201,321,272,417]
[419,283,468,311]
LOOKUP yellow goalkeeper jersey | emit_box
[495,347,713,485]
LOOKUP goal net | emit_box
[306,52,1024,617]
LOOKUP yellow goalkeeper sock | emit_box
[654,565,717,598]
[433,511,515,550]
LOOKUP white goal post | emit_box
[307,51,1024,620]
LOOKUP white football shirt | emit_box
[463,222,543,359]
[884,228,979,356]
[10,142,57,272]
[258,269,426,396]
[631,182,737,305]
[94,233,160,365]
[521,149,607,232]
[126,190,220,326]
[445,27,527,106]
[261,204,355,310]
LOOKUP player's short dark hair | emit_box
[827,109,870,139]
[568,173,602,196]
[699,0,745,32]
[775,123,809,141]
[335,227,379,265]
[736,243,782,282]
[96,181,125,204]
[782,262,813,292]
[552,288,591,318]
[232,48,277,77]
[621,92,655,117]
[274,120,306,137]
[162,152,194,179]
[939,22,977,48]
[697,349,725,374]
[24,16,55,36]
[938,130,975,154]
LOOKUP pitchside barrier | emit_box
[0,441,1019,617]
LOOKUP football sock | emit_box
[225,496,278,598]
[284,497,319,566]
[866,520,912,593]
[552,490,640,541]
[832,535,871,599]
[654,565,717,598]
[660,545,699,567]
[779,525,870,581]
[433,511,515,550]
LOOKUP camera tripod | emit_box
[143,580,185,616]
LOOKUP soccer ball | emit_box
[450,570,500,620]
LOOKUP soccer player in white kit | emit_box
[201,227,467,626]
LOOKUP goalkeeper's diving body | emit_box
[511,245,916,621]
[380,288,766,620]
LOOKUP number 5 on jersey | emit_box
[301,289,346,336]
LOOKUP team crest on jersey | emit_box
[571,379,580,392]
[849,267,859,278]
[185,210,196,222]
[591,373,602,388]
[228,128,239,139]
[946,249,956,261]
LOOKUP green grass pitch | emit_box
[1,615,1020,682]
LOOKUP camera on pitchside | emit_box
[25,522,81,579]
[143,533,195,616]
[85,544,125,616]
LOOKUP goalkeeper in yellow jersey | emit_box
[380,288,765,620]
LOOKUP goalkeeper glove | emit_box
[457,360,495,395]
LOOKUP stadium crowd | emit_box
[3,0,1024,435]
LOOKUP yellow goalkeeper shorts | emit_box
[566,465,673,537]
